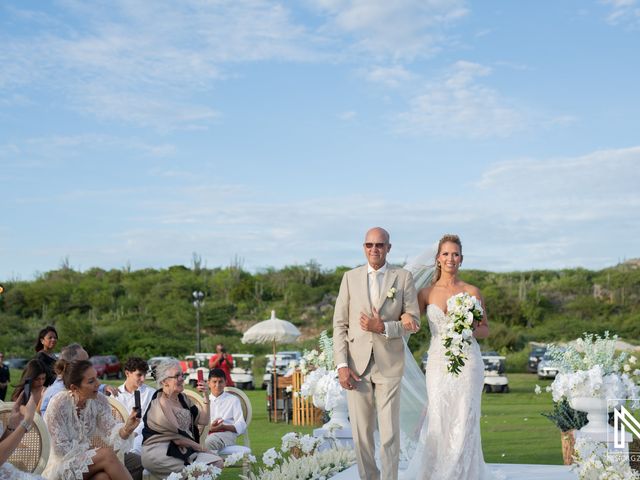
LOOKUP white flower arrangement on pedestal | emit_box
[546,332,640,407]
[573,437,640,480]
[300,331,346,413]
[240,431,355,480]
[166,462,222,480]
[442,292,483,375]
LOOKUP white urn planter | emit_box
[324,392,351,434]
[570,396,620,439]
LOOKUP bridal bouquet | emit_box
[442,292,483,376]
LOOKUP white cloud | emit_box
[364,65,415,87]
[307,0,468,61]
[338,110,357,121]
[600,0,640,25]
[5,145,636,277]
[395,61,526,138]
[1,0,314,129]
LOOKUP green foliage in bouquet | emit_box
[541,399,588,432]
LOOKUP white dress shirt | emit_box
[116,383,154,455]
[208,391,247,435]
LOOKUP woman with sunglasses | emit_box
[141,359,222,478]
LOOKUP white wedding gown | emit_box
[400,304,491,480]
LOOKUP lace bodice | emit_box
[42,391,134,480]
[425,304,448,338]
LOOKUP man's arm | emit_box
[333,273,350,367]
[384,271,420,338]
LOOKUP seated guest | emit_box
[34,326,58,387]
[142,359,222,478]
[40,343,118,417]
[0,352,9,401]
[43,360,139,480]
[0,392,43,479]
[116,357,154,480]
[11,359,47,407]
[204,368,246,451]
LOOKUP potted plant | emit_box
[541,399,587,464]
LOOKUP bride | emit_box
[399,234,492,480]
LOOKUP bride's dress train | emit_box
[400,304,491,480]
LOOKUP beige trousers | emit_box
[347,355,402,480]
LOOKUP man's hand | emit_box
[338,366,360,390]
[360,307,385,334]
[103,385,119,397]
[209,418,225,432]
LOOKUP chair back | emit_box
[0,402,50,474]
[224,386,252,447]
[90,396,129,462]
[181,389,209,447]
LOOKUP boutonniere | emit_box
[386,287,397,299]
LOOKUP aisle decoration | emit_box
[573,437,640,480]
[240,431,355,480]
[166,463,222,480]
[442,292,483,375]
[300,331,348,429]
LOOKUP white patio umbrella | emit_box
[242,310,301,421]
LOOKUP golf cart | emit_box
[184,352,215,387]
[482,351,509,393]
[230,353,255,390]
[261,352,301,389]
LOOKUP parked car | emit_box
[90,355,122,380]
[527,346,547,373]
[183,353,215,387]
[537,351,562,379]
[4,357,28,369]
[230,353,255,390]
[147,356,178,380]
[482,351,509,393]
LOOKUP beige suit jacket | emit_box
[333,265,420,378]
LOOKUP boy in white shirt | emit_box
[116,357,154,480]
[205,368,247,451]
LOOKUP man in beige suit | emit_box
[333,227,420,480]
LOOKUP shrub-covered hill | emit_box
[1,259,638,360]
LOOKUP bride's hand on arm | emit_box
[401,313,418,332]
[471,289,490,339]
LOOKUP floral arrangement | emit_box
[545,332,640,407]
[223,451,257,468]
[240,431,355,480]
[166,462,222,480]
[299,330,346,413]
[540,399,588,432]
[573,437,640,480]
[300,330,334,374]
[442,293,483,375]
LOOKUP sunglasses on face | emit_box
[364,242,386,249]
[166,373,185,380]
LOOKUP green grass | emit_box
[8,372,564,478]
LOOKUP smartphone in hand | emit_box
[22,378,32,405]
[134,390,142,418]
[197,369,204,383]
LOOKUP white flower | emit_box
[386,287,397,299]
[534,385,542,395]
[630,355,637,365]
[263,447,280,467]
[624,364,631,372]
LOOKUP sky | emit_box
[1,0,639,280]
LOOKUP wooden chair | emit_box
[218,386,253,474]
[0,402,50,474]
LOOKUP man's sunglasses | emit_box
[364,242,386,249]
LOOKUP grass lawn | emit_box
[7,371,562,478]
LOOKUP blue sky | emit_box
[1,0,639,280]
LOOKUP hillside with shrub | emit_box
[1,259,639,371]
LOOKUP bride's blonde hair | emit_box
[432,234,462,284]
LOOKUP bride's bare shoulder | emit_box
[462,282,482,298]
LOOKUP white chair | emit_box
[217,386,253,474]
[0,402,50,474]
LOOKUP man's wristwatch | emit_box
[20,420,32,432]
